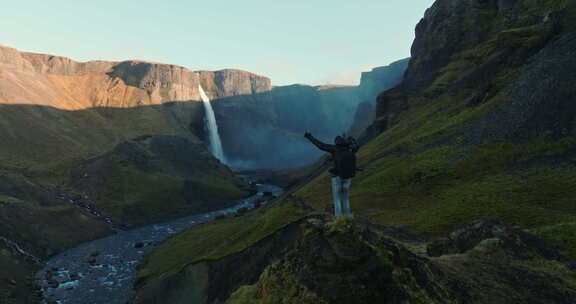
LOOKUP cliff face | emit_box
[376,0,576,137]
[267,59,410,151]
[349,58,410,136]
[106,62,272,106]
[22,52,115,76]
[270,59,410,141]
[271,85,360,138]
[358,58,410,103]
[227,84,364,170]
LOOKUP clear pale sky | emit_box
[2,1,435,86]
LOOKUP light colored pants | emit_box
[331,177,352,217]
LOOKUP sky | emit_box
[2,1,435,86]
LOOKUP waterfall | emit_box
[199,85,226,163]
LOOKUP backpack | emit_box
[337,138,358,179]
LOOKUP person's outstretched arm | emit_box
[304,132,336,152]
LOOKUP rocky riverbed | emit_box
[35,183,283,304]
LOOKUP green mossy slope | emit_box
[137,197,314,281]
[71,135,251,226]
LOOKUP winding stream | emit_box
[36,183,283,304]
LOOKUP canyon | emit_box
[5,0,576,302]
[0,44,407,302]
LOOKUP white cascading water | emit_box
[198,85,226,163]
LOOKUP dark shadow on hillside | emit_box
[0,95,327,171]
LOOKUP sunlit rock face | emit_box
[0,45,271,110]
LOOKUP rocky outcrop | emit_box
[226,217,461,304]
[233,216,576,303]
[133,215,576,304]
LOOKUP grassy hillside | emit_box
[137,197,313,278]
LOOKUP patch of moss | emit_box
[93,139,250,223]
[228,265,327,304]
[530,220,576,259]
[325,215,356,232]
[186,174,250,201]
[227,284,262,304]
[0,195,26,205]
[97,166,186,220]
[523,0,573,16]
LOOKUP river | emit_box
[35,183,283,304]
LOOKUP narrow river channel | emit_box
[36,183,283,304]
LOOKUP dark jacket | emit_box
[305,134,359,178]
